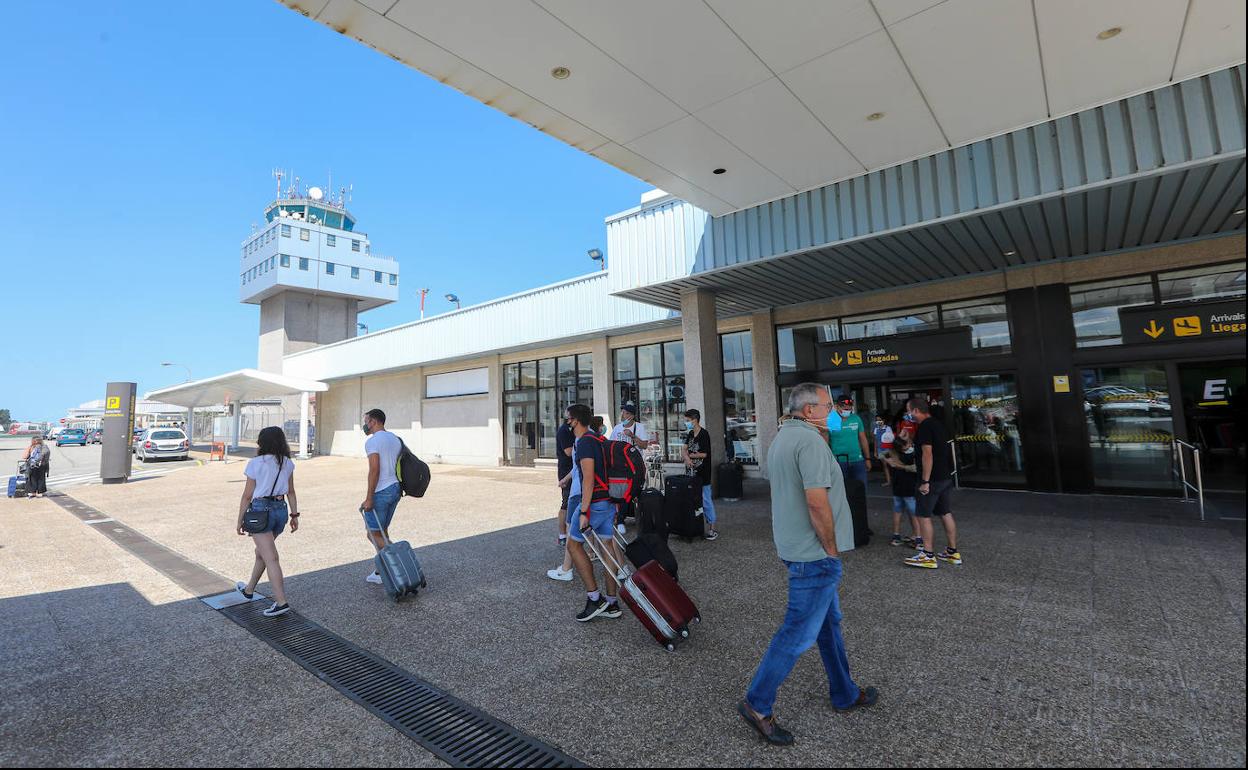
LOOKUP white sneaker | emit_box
[366,571,383,584]
[616,523,627,536]
[546,567,574,582]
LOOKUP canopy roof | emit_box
[144,369,328,408]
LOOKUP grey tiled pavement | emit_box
[1,458,1244,767]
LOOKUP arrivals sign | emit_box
[820,327,973,370]
[1120,299,1246,345]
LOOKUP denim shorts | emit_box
[249,498,289,538]
[362,483,402,532]
[566,495,616,543]
[892,496,916,516]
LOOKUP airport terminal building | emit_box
[158,4,1245,496]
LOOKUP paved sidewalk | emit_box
[2,458,1244,767]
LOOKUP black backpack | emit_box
[396,439,431,498]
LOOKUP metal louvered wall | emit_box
[607,65,1247,308]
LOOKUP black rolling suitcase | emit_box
[623,531,680,582]
[844,477,870,548]
[716,461,744,501]
[637,487,668,539]
[663,475,704,541]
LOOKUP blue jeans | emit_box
[839,460,867,485]
[746,557,860,715]
[248,498,289,538]
[701,484,717,525]
[362,483,401,532]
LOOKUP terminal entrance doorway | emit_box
[841,374,1026,488]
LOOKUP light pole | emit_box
[445,293,461,310]
[161,362,192,444]
[419,288,430,320]
[588,248,604,271]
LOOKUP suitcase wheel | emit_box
[679,628,690,639]
[420,578,428,589]
[664,643,676,653]
[693,616,702,624]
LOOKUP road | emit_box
[1,436,199,490]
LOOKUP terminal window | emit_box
[721,331,757,465]
[613,341,686,461]
[504,354,593,465]
[351,267,359,279]
[1070,276,1157,347]
[1158,263,1245,304]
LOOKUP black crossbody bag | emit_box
[243,457,284,534]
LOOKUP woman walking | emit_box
[22,437,51,498]
[235,426,299,617]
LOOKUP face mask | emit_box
[622,417,634,426]
[839,408,852,417]
[362,422,373,436]
[683,421,693,431]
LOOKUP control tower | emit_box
[240,175,399,372]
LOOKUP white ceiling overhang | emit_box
[144,369,328,408]
[281,0,1245,215]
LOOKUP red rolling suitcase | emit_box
[584,529,700,652]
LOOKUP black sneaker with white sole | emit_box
[262,602,291,618]
[601,601,623,619]
[235,581,254,600]
[575,598,609,622]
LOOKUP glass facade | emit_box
[613,341,685,461]
[721,331,757,464]
[941,297,1012,353]
[950,374,1025,485]
[1081,365,1176,491]
[842,306,939,340]
[1070,276,1156,347]
[1159,263,1246,303]
[503,353,593,466]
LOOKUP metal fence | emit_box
[1171,439,1206,521]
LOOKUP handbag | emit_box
[243,458,284,534]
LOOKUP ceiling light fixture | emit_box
[1003,250,1018,257]
[551,66,571,80]
[1097,27,1122,40]
[1234,208,1246,216]
[867,112,885,121]
[845,279,856,285]
[713,168,726,175]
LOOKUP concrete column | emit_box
[486,355,504,466]
[298,391,310,459]
[230,405,242,449]
[680,288,725,490]
[751,310,780,479]
[591,335,612,424]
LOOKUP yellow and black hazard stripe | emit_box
[955,434,1001,443]
[1104,431,1174,444]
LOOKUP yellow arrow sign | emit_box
[1143,320,1165,339]
[831,353,843,366]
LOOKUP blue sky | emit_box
[0,2,650,422]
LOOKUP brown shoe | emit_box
[737,700,794,746]
[834,686,879,713]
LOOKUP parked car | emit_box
[135,428,190,462]
[56,428,88,447]
[131,428,146,453]
[89,429,103,444]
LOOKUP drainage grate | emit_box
[220,594,583,768]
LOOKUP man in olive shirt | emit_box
[738,383,878,746]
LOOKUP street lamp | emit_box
[588,248,604,270]
[445,293,461,309]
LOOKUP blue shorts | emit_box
[892,496,916,516]
[249,498,289,538]
[567,495,616,543]
[362,483,402,532]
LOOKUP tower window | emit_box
[389,274,397,286]
[351,267,360,279]
[299,258,309,271]
[352,240,361,252]
[281,225,291,237]
[280,255,290,268]
[327,235,336,247]
[374,271,382,283]
[300,228,310,241]
[326,262,335,275]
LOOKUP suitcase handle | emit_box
[360,504,395,547]
[580,526,630,583]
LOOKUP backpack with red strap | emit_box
[583,434,647,504]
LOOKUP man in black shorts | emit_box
[903,398,962,569]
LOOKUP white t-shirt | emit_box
[608,420,652,446]
[365,430,403,493]
[244,455,294,499]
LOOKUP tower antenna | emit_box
[272,168,283,201]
